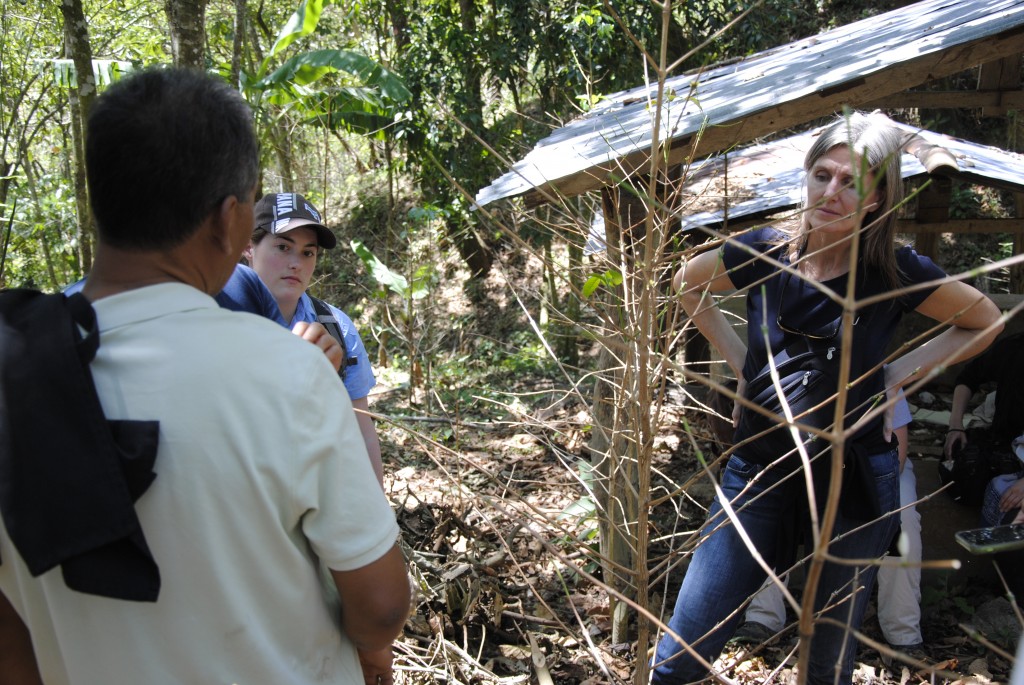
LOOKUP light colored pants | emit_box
[1011,634,1024,685]
[745,459,923,647]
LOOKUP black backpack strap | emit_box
[308,295,357,380]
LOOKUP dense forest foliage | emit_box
[1,0,908,293]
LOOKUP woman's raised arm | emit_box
[885,280,1003,391]
[675,248,747,378]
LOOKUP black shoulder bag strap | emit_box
[308,295,356,380]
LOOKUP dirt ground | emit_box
[367,369,1022,684]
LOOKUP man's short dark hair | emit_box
[85,67,259,250]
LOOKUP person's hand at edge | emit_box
[999,478,1024,515]
[732,377,746,427]
[358,645,394,685]
[944,429,968,460]
[291,321,343,372]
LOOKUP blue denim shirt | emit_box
[216,265,376,400]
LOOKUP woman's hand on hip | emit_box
[732,377,746,427]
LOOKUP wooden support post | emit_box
[588,186,639,645]
[1011,110,1024,294]
[913,177,952,261]
[1013,192,1024,294]
[978,55,1022,118]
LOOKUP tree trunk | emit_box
[450,217,491,279]
[164,0,209,68]
[384,0,410,52]
[22,152,61,290]
[451,0,492,280]
[229,0,247,86]
[59,0,96,274]
[457,0,484,121]
[269,122,296,191]
[1011,111,1024,293]
[0,190,13,287]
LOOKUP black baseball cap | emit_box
[254,192,336,249]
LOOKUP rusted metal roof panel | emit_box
[476,0,1024,209]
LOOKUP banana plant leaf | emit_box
[258,49,411,104]
[269,0,327,57]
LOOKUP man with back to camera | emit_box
[0,67,408,684]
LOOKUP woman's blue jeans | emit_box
[651,448,900,685]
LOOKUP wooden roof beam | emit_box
[865,89,1024,110]
[904,136,959,176]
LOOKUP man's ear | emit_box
[209,195,246,257]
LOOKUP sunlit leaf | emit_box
[582,270,622,298]
[351,239,409,297]
[294,88,396,135]
[270,0,327,57]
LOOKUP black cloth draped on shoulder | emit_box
[0,290,161,601]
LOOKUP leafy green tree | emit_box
[214,0,410,196]
[370,1,675,280]
[1,2,80,289]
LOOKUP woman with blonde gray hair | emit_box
[652,112,1002,684]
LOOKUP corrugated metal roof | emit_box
[475,0,1024,209]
